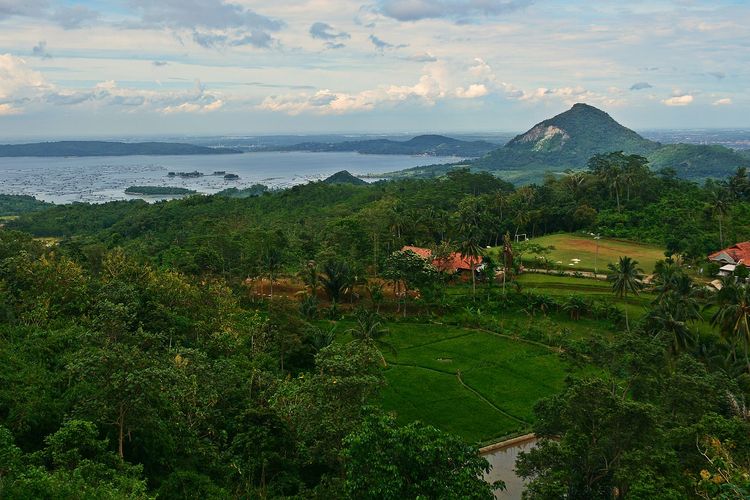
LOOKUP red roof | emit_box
[708,242,750,265]
[401,246,482,272]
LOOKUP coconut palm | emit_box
[607,256,644,331]
[708,188,729,248]
[709,280,750,372]
[346,308,396,367]
[644,294,697,355]
[320,260,354,304]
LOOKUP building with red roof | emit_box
[401,246,483,274]
[708,242,750,266]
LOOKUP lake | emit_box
[0,151,462,204]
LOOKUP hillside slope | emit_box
[387,103,750,184]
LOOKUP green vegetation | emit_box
[215,183,268,198]
[389,103,750,184]
[516,233,665,273]
[3,159,750,497]
[0,194,52,215]
[379,322,568,442]
[124,186,197,195]
[269,134,498,157]
[323,170,368,185]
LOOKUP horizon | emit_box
[0,1,747,137]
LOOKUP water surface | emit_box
[0,151,461,204]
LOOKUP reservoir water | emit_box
[482,436,538,499]
[0,151,462,204]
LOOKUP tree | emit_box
[320,260,354,305]
[262,247,284,299]
[709,281,750,373]
[458,197,485,299]
[516,379,683,499]
[607,256,644,331]
[342,413,502,499]
[346,308,396,367]
[382,250,440,316]
[708,188,730,248]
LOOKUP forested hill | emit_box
[387,103,750,184]
[265,134,498,157]
[0,141,242,157]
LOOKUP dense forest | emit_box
[3,153,750,498]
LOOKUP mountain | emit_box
[266,134,498,157]
[387,103,750,184]
[0,141,242,157]
[323,170,368,185]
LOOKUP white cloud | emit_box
[713,98,732,106]
[0,54,226,115]
[455,83,488,99]
[662,94,694,106]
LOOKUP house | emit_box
[708,242,750,266]
[401,246,483,274]
[708,242,750,276]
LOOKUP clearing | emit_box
[518,233,664,274]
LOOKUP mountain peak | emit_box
[505,103,657,155]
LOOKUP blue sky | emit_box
[0,0,747,137]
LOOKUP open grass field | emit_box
[520,233,665,274]
[369,322,571,444]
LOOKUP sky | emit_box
[0,0,748,138]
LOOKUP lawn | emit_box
[518,233,665,274]
[374,322,572,444]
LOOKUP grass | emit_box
[518,232,665,274]
[373,322,571,444]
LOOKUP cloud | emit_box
[152,60,168,67]
[662,94,693,106]
[51,5,99,29]
[369,34,407,50]
[707,71,725,80]
[130,0,284,49]
[630,82,652,91]
[0,54,226,115]
[0,54,52,114]
[406,52,438,62]
[0,1,100,29]
[376,0,533,22]
[259,66,448,115]
[32,41,52,59]
[0,0,48,19]
[713,98,732,106]
[455,83,488,99]
[309,22,350,41]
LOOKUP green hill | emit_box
[269,134,497,157]
[648,143,750,179]
[323,170,368,185]
[386,103,750,184]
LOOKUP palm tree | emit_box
[262,248,283,299]
[459,237,482,300]
[346,308,396,367]
[607,256,644,331]
[708,189,729,248]
[320,260,354,305]
[709,280,750,373]
[458,198,484,299]
[644,294,697,355]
